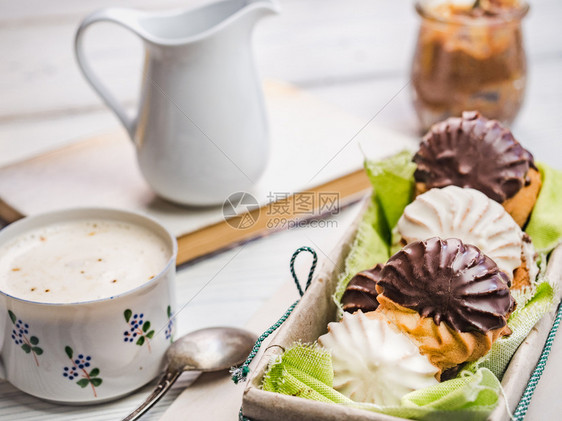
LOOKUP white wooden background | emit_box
[0,0,561,420]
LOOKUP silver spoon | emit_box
[123,327,257,421]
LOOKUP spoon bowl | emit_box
[166,327,257,373]
[123,326,257,421]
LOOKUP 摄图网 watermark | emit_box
[222,191,340,230]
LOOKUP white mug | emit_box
[75,1,279,206]
[0,208,177,403]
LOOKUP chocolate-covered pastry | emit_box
[379,237,515,333]
[374,237,515,376]
[414,111,532,202]
[342,264,382,313]
[414,111,541,226]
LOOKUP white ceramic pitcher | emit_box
[75,0,278,206]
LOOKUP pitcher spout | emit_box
[226,0,280,35]
[128,0,280,46]
[240,0,281,19]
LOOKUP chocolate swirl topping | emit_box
[342,264,382,313]
[378,237,515,333]
[414,111,535,202]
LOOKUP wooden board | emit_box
[0,80,416,265]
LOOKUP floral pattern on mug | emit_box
[8,310,43,366]
[63,346,102,397]
[165,305,174,342]
[123,309,155,352]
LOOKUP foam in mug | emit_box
[0,218,172,303]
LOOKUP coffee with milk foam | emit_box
[0,219,171,303]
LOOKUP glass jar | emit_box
[411,2,529,131]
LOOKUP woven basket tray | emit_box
[242,199,562,421]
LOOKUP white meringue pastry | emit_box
[318,312,438,406]
[398,186,535,281]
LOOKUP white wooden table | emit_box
[1,0,561,419]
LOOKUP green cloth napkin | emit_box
[526,163,562,252]
[364,149,416,231]
[262,344,352,404]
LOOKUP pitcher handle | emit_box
[74,9,142,138]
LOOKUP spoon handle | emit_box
[122,368,182,421]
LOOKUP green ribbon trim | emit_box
[513,302,562,420]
